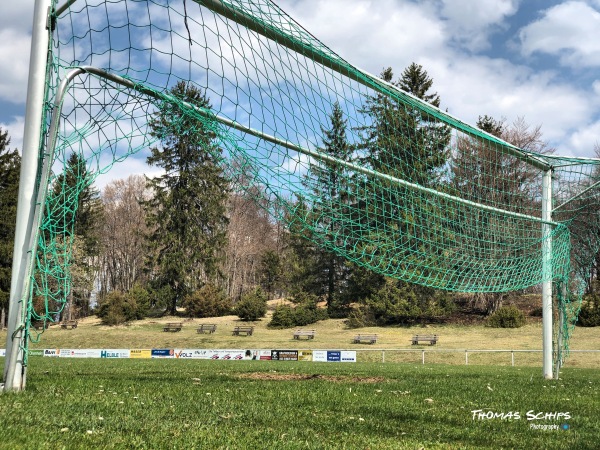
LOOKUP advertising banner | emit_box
[130,349,152,359]
[43,349,60,357]
[0,349,5,357]
[271,350,299,361]
[151,349,175,358]
[327,351,341,362]
[298,350,313,361]
[340,351,357,362]
[208,349,247,360]
[101,349,131,358]
[60,349,102,358]
[312,350,328,362]
[257,350,272,360]
[174,349,197,359]
[28,350,44,356]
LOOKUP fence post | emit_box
[465,350,468,365]
[422,350,425,365]
[511,351,514,367]
[382,350,385,363]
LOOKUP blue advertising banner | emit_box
[327,351,341,362]
[151,349,175,358]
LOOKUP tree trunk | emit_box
[0,306,5,330]
[67,290,73,321]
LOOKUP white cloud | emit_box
[439,0,520,51]
[0,3,33,103]
[95,154,163,192]
[567,120,600,156]
[422,55,594,145]
[0,29,32,104]
[519,1,600,67]
[285,0,447,74]
[593,80,600,95]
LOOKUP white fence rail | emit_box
[328,348,600,366]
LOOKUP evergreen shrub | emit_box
[183,283,232,318]
[486,305,526,328]
[235,288,268,321]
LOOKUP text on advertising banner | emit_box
[340,351,357,362]
[298,350,313,361]
[130,349,152,358]
[101,349,131,358]
[151,349,175,358]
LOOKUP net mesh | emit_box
[19,0,600,364]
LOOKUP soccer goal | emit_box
[4,0,600,391]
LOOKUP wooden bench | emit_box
[197,324,217,334]
[411,334,439,345]
[232,326,254,336]
[163,322,183,332]
[293,329,315,340]
[353,334,378,344]
[60,320,78,330]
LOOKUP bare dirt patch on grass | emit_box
[237,372,385,383]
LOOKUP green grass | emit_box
[2,314,599,369]
[0,358,598,449]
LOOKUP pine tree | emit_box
[145,81,229,315]
[358,64,450,187]
[351,64,451,302]
[0,128,20,328]
[48,152,102,318]
[303,102,354,308]
[51,153,103,255]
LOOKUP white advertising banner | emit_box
[59,349,102,358]
[0,349,5,357]
[100,349,131,358]
[340,351,357,362]
[312,350,328,362]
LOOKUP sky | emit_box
[1,0,600,188]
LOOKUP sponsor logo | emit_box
[327,351,341,362]
[43,349,59,357]
[100,349,130,358]
[151,349,174,358]
[130,349,152,358]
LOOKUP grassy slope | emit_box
[0,359,598,449]
[2,312,599,368]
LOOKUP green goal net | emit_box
[13,0,600,367]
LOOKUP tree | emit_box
[303,102,354,309]
[452,116,554,314]
[259,250,281,299]
[235,287,267,321]
[145,81,229,315]
[350,64,451,303]
[48,152,103,318]
[0,128,20,329]
[224,174,276,301]
[98,175,150,296]
[358,64,450,187]
[51,153,103,255]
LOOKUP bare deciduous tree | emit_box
[98,175,151,296]
[224,187,277,300]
